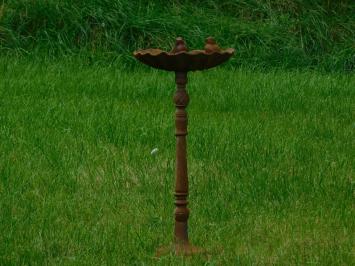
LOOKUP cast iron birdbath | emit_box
[134,37,234,256]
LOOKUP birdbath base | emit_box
[156,243,205,257]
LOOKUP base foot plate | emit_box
[156,243,205,257]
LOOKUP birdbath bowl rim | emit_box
[133,48,235,72]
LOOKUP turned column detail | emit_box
[173,71,190,244]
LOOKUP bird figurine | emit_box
[171,37,188,53]
[204,37,221,53]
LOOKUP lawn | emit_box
[0,57,354,265]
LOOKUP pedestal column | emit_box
[173,71,190,245]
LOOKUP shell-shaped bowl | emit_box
[133,48,235,72]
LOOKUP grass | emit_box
[1,0,354,71]
[0,56,354,264]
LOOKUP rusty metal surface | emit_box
[133,37,234,72]
[173,71,189,245]
[133,37,234,256]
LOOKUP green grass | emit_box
[0,57,354,264]
[1,0,354,71]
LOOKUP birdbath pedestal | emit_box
[133,37,234,256]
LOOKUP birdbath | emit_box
[133,37,234,256]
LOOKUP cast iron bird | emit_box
[204,37,221,53]
[171,37,188,53]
